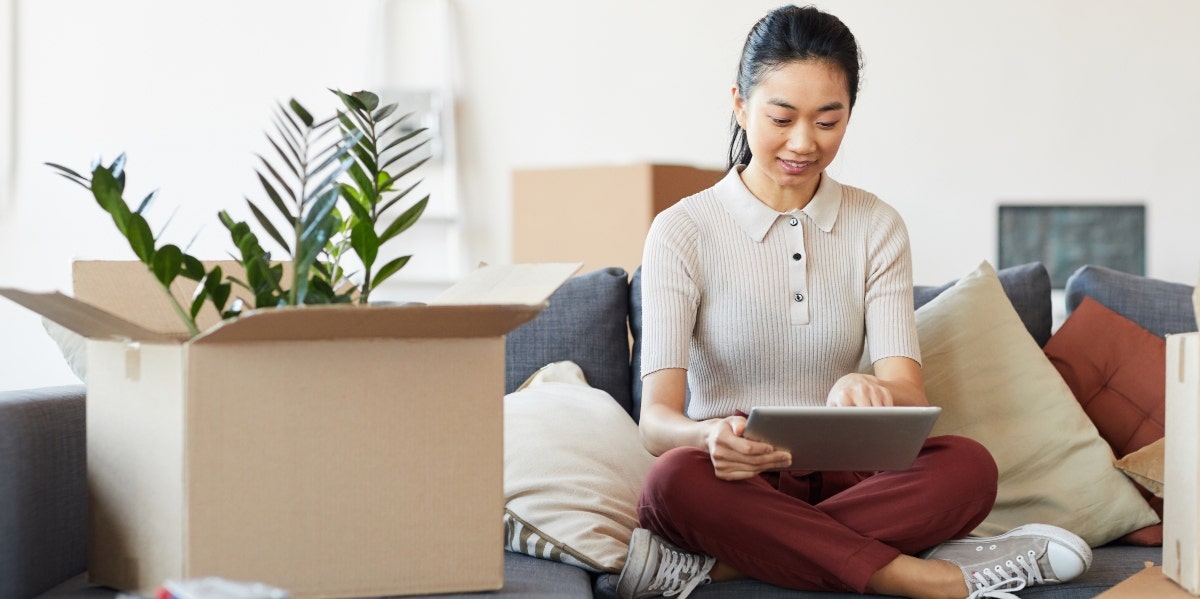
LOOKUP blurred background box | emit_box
[513,164,723,276]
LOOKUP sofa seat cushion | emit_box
[592,546,1161,599]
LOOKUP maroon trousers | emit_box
[637,435,998,593]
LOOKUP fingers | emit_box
[706,417,791,480]
[826,373,894,407]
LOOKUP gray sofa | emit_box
[3,262,1192,599]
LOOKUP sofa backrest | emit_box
[505,267,633,413]
[1064,264,1197,338]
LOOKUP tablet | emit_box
[743,406,941,472]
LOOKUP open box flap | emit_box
[429,262,582,306]
[192,303,546,344]
[0,288,183,343]
[192,262,582,344]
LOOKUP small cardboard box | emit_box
[1165,331,1200,595]
[0,261,581,598]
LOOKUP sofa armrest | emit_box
[0,385,87,599]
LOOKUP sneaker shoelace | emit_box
[965,549,1045,599]
[646,543,714,599]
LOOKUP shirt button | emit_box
[792,253,802,261]
[794,293,805,302]
[789,217,799,226]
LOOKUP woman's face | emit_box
[733,60,851,205]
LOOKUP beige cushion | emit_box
[1115,437,1165,498]
[503,361,654,573]
[916,261,1160,546]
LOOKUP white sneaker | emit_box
[616,528,716,599]
[920,524,1092,599]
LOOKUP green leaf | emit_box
[265,134,301,181]
[351,144,378,180]
[304,276,336,305]
[377,181,420,215]
[126,214,156,264]
[247,198,291,254]
[337,111,360,134]
[90,167,132,234]
[351,220,379,270]
[181,254,206,280]
[352,90,380,112]
[289,99,314,128]
[331,89,362,111]
[341,182,371,221]
[110,153,127,180]
[135,189,159,214]
[346,162,375,201]
[45,162,89,181]
[310,140,356,183]
[152,244,183,286]
[380,139,431,171]
[342,104,372,136]
[301,186,341,241]
[303,157,352,209]
[380,196,428,243]
[382,155,431,181]
[258,156,297,203]
[373,255,411,288]
[373,102,398,122]
[204,266,231,312]
[379,127,427,155]
[256,173,294,225]
[190,288,208,319]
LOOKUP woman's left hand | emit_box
[826,373,894,407]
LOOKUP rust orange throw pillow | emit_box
[1044,296,1165,545]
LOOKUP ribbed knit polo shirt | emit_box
[640,167,921,420]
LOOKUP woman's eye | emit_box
[770,117,791,126]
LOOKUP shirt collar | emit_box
[714,166,843,243]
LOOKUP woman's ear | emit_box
[731,85,747,129]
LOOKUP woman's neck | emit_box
[738,164,821,213]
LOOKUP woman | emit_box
[617,6,1092,599]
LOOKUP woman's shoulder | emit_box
[835,180,905,222]
[653,186,721,228]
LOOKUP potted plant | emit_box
[47,89,429,336]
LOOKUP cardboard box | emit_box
[0,261,581,598]
[1165,331,1200,594]
[512,164,724,275]
[1097,565,1197,598]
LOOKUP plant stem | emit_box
[155,277,200,337]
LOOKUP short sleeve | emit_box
[864,202,921,365]
[640,205,701,377]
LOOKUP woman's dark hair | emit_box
[728,5,862,169]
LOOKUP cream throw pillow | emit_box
[504,361,654,573]
[917,262,1159,546]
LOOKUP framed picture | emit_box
[997,204,1145,289]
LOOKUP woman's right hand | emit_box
[704,416,792,480]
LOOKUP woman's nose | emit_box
[787,125,817,154]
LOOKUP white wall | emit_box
[449,0,1200,287]
[0,0,387,390]
[3,0,1199,391]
